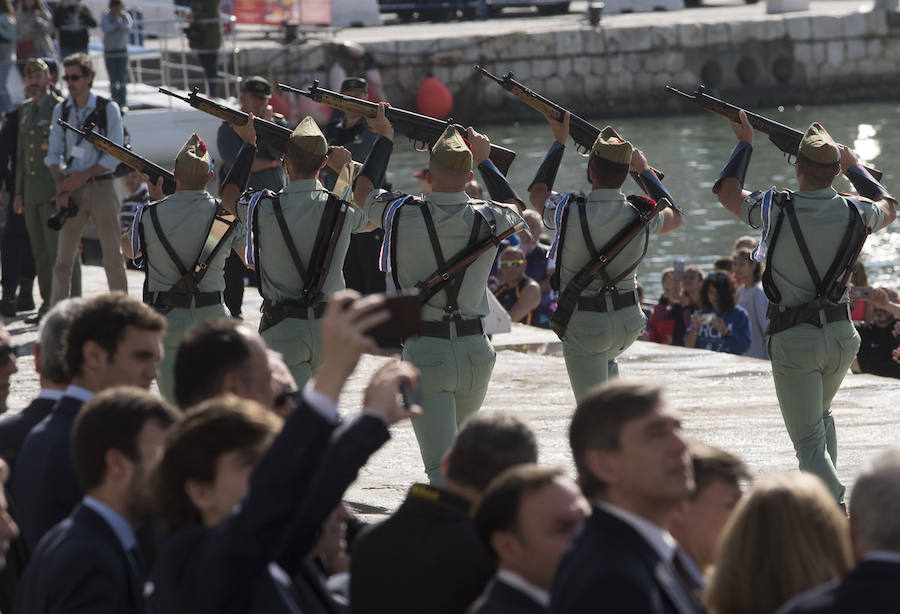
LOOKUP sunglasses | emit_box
[274,388,299,408]
[0,344,20,365]
[62,74,84,82]
[500,260,525,268]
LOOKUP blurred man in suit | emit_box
[470,465,590,614]
[550,382,703,614]
[11,292,165,551]
[777,446,900,614]
[0,298,83,471]
[351,413,538,614]
[15,387,179,613]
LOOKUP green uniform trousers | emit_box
[157,303,228,404]
[261,316,323,390]
[769,319,859,504]
[402,330,496,485]
[23,199,81,310]
[562,300,646,403]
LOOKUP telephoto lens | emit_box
[48,204,79,231]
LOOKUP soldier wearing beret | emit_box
[529,114,682,402]
[123,133,245,402]
[354,103,526,485]
[714,110,897,505]
[13,58,80,323]
[216,75,290,319]
[222,114,373,388]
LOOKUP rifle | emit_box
[474,65,665,194]
[278,81,517,176]
[666,85,883,181]
[57,119,176,194]
[159,87,293,152]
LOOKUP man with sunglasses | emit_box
[45,52,126,308]
[493,245,543,327]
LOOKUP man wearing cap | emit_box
[713,110,897,504]
[221,114,371,388]
[216,75,290,319]
[13,58,81,324]
[354,103,526,485]
[123,133,245,402]
[528,114,682,402]
[324,76,387,296]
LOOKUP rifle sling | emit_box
[575,199,649,291]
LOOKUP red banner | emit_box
[232,0,331,25]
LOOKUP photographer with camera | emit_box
[713,111,897,505]
[852,287,900,379]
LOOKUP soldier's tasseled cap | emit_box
[25,58,49,75]
[289,116,328,156]
[174,133,213,180]
[430,125,472,173]
[591,126,633,166]
[799,122,840,164]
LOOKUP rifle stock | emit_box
[666,85,883,181]
[57,119,176,194]
[279,81,517,176]
[474,65,666,193]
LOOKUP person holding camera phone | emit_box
[852,286,900,379]
[713,111,897,505]
[684,272,751,355]
[220,113,376,389]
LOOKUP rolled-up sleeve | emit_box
[44,101,65,168]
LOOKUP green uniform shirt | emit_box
[237,178,368,301]
[364,189,524,322]
[542,188,664,294]
[141,189,245,293]
[15,91,62,205]
[742,187,883,308]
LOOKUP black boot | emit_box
[17,278,35,312]
[0,288,16,318]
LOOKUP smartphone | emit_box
[365,290,423,348]
[401,380,422,409]
[673,259,685,274]
[850,286,872,300]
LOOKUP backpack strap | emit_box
[148,205,189,277]
[784,199,825,295]
[271,194,311,291]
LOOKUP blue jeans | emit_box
[104,50,128,108]
[0,60,13,114]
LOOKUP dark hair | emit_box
[588,155,629,189]
[732,248,763,284]
[38,298,84,385]
[63,292,165,380]
[154,395,281,533]
[285,144,326,176]
[797,154,840,189]
[62,52,94,78]
[689,440,751,500]
[174,319,253,408]
[73,387,179,492]
[446,413,538,492]
[700,272,737,313]
[713,258,732,273]
[474,465,563,558]
[569,382,662,498]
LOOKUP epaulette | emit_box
[374,190,407,202]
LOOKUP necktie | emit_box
[671,550,705,613]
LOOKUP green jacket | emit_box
[15,91,63,205]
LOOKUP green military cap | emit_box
[174,133,213,180]
[799,122,840,165]
[241,75,271,97]
[591,126,633,165]
[25,58,49,75]
[430,125,472,173]
[289,116,328,156]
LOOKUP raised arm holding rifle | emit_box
[355,102,527,485]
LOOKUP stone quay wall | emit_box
[230,8,900,123]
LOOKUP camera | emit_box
[48,205,79,231]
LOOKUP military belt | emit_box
[419,318,484,339]
[767,301,850,335]
[577,292,637,313]
[259,299,327,334]
[150,291,221,311]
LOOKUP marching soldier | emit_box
[14,58,81,323]
[354,103,526,485]
[123,133,244,402]
[713,111,897,505]
[529,113,682,402]
[220,114,373,388]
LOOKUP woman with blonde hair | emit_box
[704,472,853,614]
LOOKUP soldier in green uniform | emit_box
[14,58,81,322]
[354,103,526,485]
[123,133,244,402]
[220,114,372,388]
[713,110,897,504]
[529,114,682,402]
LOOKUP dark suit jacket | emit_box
[776,559,900,614]
[550,506,703,614]
[11,395,84,553]
[14,503,148,614]
[150,402,389,614]
[0,395,57,472]
[467,576,547,614]
[350,484,496,614]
